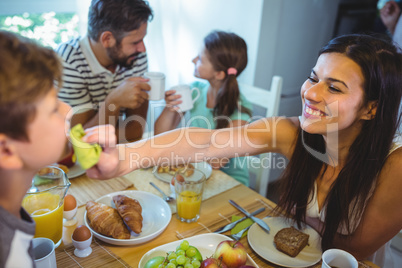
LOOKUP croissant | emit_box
[86,201,131,239]
[112,195,143,234]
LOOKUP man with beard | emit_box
[57,0,153,142]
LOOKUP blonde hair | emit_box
[0,31,63,141]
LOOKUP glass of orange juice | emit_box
[22,166,71,247]
[174,167,206,223]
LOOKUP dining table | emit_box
[57,167,379,268]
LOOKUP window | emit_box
[0,12,79,49]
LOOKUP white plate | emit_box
[138,233,258,268]
[67,163,86,178]
[152,162,212,183]
[84,190,171,246]
[247,217,322,267]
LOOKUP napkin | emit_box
[230,215,254,238]
[69,124,102,170]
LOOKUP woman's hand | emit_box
[83,124,120,180]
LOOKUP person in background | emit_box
[57,0,153,143]
[154,31,252,185]
[0,31,116,267]
[87,34,402,267]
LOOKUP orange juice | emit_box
[177,190,202,219]
[22,192,64,245]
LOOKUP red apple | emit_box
[238,266,255,268]
[201,257,228,268]
[214,240,247,268]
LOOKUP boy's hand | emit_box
[82,125,119,180]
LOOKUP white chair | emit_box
[239,75,283,197]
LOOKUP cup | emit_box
[174,167,206,223]
[171,85,200,112]
[144,71,166,100]
[321,249,358,268]
[32,237,57,268]
[22,166,71,247]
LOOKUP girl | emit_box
[154,30,252,186]
[88,34,402,267]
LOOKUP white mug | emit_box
[144,72,166,101]
[33,237,57,268]
[321,249,358,268]
[171,85,200,112]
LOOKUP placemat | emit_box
[56,237,131,268]
[122,169,240,214]
[67,175,133,207]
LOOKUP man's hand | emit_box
[83,124,119,180]
[107,77,150,110]
[380,1,401,35]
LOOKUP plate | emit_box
[66,163,86,178]
[152,162,212,183]
[138,233,258,268]
[84,190,171,246]
[247,217,322,267]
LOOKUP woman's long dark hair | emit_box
[276,34,402,251]
[204,31,252,129]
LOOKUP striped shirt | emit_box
[56,36,148,114]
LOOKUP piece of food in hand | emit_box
[112,195,143,234]
[274,226,309,257]
[86,201,130,239]
[214,240,247,268]
[72,225,92,241]
[69,124,102,170]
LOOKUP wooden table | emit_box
[60,172,378,268]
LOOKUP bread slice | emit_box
[274,226,309,257]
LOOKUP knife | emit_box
[213,207,265,234]
[229,200,270,233]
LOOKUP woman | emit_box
[155,30,252,185]
[87,34,402,267]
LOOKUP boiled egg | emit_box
[64,194,77,211]
[72,225,92,242]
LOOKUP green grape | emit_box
[191,260,201,268]
[185,258,191,265]
[168,252,177,261]
[169,259,178,266]
[157,265,163,268]
[185,247,196,258]
[166,263,176,268]
[176,249,185,256]
[176,255,186,265]
[180,240,190,251]
[184,264,194,268]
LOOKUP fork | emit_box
[230,225,252,241]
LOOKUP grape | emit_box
[176,255,186,265]
[184,264,194,268]
[169,259,178,266]
[191,260,201,268]
[180,240,190,251]
[168,252,177,261]
[166,263,176,268]
[176,249,185,256]
[186,247,196,258]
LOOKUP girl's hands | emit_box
[164,89,183,112]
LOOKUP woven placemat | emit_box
[122,169,240,214]
[56,237,131,268]
[67,175,133,207]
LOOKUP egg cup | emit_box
[72,232,93,258]
[63,206,78,227]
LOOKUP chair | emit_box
[239,75,283,197]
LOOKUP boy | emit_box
[0,31,116,267]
